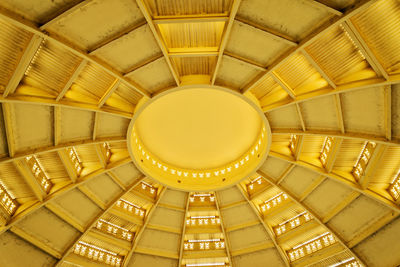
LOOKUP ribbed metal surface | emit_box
[371,146,400,185]
[333,139,365,172]
[0,19,32,93]
[0,162,34,199]
[73,62,116,101]
[75,144,101,165]
[36,151,70,183]
[283,225,327,250]
[113,83,142,106]
[173,56,216,76]
[81,235,126,256]
[306,25,375,84]
[301,135,325,157]
[352,0,400,74]
[148,0,231,16]
[251,74,280,99]
[159,22,225,49]
[23,40,82,97]
[307,249,353,267]
[274,52,328,93]
[100,213,138,233]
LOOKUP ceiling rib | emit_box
[122,187,167,266]
[14,160,47,202]
[153,15,229,24]
[0,7,150,98]
[135,0,180,86]
[303,0,343,16]
[88,20,147,53]
[334,94,346,134]
[0,157,132,235]
[223,52,266,72]
[257,170,367,266]
[2,103,15,157]
[39,0,94,30]
[234,16,297,47]
[54,176,146,265]
[56,59,88,101]
[54,106,61,146]
[215,192,233,266]
[211,0,242,85]
[236,185,291,267]
[384,85,392,141]
[98,79,121,108]
[295,104,306,132]
[3,34,43,98]
[177,193,189,267]
[241,0,379,94]
[301,49,337,88]
[271,72,296,99]
[268,151,400,214]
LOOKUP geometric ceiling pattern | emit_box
[0,0,399,267]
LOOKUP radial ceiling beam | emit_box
[0,6,150,98]
[242,0,379,94]
[223,52,266,72]
[215,192,233,267]
[341,20,389,80]
[98,79,120,108]
[56,59,87,102]
[271,72,296,99]
[299,176,327,202]
[122,188,167,267]
[136,0,180,86]
[301,49,337,88]
[211,0,242,85]
[357,143,387,189]
[55,176,146,267]
[178,193,189,267]
[324,138,343,173]
[271,129,400,147]
[295,104,306,132]
[334,94,345,133]
[14,160,47,202]
[3,34,43,98]
[384,85,392,141]
[40,0,94,30]
[88,20,147,53]
[0,157,132,235]
[234,16,297,47]
[54,106,61,146]
[268,151,400,214]
[257,170,366,266]
[2,103,15,158]
[237,185,290,267]
[303,0,343,16]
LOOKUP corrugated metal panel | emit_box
[274,52,330,94]
[0,19,32,93]
[301,135,325,158]
[281,225,327,250]
[100,213,139,233]
[305,25,376,84]
[307,250,353,267]
[251,74,280,99]
[0,162,34,199]
[112,82,142,106]
[36,151,70,183]
[75,144,101,165]
[81,235,127,256]
[71,62,116,102]
[371,146,400,186]
[158,22,225,49]
[148,0,232,16]
[173,56,216,76]
[352,0,400,74]
[333,139,365,172]
[23,40,82,97]
[267,205,305,226]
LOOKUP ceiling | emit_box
[0,0,399,267]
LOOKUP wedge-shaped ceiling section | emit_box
[43,0,145,51]
[236,0,337,41]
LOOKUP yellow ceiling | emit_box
[0,0,399,267]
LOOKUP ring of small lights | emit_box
[127,85,271,191]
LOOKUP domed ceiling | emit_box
[0,0,399,267]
